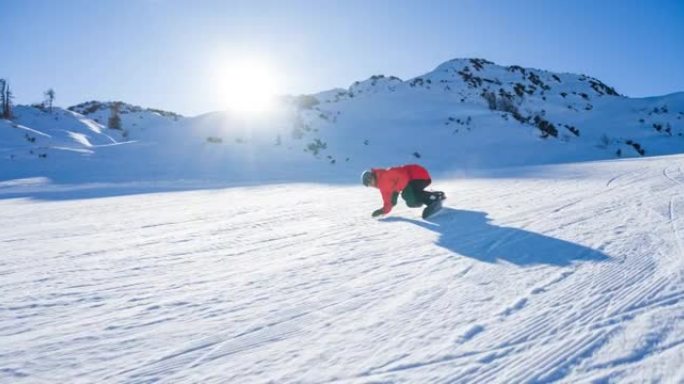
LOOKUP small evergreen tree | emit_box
[108,102,122,130]
[0,79,13,119]
[0,79,4,113]
[0,80,4,117]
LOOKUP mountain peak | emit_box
[432,57,496,73]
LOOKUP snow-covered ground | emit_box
[2,154,684,383]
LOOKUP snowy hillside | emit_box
[2,58,683,183]
[300,58,684,171]
[2,154,684,382]
[0,106,119,160]
[67,101,183,142]
[0,103,187,182]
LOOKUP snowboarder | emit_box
[361,164,445,218]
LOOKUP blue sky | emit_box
[3,0,684,115]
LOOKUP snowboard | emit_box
[422,199,443,219]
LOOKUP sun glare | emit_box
[217,59,279,114]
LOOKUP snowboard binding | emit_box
[422,191,446,219]
[426,191,446,202]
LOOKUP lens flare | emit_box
[216,58,280,114]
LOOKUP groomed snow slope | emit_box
[2,154,684,383]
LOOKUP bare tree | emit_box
[44,88,56,112]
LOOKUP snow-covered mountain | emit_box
[2,58,684,183]
[304,58,683,169]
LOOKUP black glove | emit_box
[391,192,399,206]
[372,208,385,217]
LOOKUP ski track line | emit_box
[550,197,584,214]
[605,168,649,190]
[605,171,627,188]
[660,165,684,268]
[662,165,684,187]
[668,195,684,270]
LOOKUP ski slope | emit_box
[2,154,684,383]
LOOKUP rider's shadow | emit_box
[381,208,610,266]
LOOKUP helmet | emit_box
[361,170,375,186]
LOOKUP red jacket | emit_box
[372,164,431,213]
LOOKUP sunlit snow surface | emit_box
[2,155,684,383]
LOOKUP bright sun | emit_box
[217,59,279,114]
